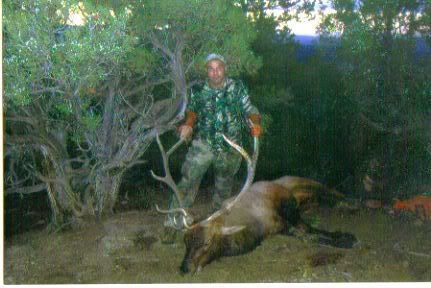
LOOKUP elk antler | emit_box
[155,204,192,229]
[223,135,259,207]
[203,134,259,223]
[150,133,193,228]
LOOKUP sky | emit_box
[271,2,335,36]
[66,2,331,36]
[285,13,323,36]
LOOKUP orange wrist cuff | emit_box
[184,111,197,128]
[248,113,261,125]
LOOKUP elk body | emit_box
[151,132,356,274]
[180,176,356,273]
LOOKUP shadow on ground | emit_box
[4,197,431,284]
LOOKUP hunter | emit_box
[162,53,262,243]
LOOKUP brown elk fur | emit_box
[180,176,356,274]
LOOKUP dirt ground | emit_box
[3,197,431,284]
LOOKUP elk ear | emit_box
[221,225,246,235]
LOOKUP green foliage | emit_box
[3,0,145,221]
[304,214,321,228]
[54,101,73,116]
[4,0,136,138]
[132,0,261,77]
[81,113,102,132]
[5,0,429,224]
[4,1,133,96]
[318,0,431,198]
[59,7,133,82]
[4,0,264,222]
[4,1,61,105]
[322,0,430,133]
[127,48,158,74]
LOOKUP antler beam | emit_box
[203,134,259,223]
[150,133,186,206]
[150,132,194,229]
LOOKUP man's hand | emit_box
[178,125,193,140]
[250,124,262,137]
[178,111,196,140]
[248,114,262,137]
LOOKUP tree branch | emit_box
[6,116,37,126]
[359,113,404,135]
[31,87,65,95]
[119,91,151,118]
[121,77,170,98]
[6,183,47,195]
[149,31,174,60]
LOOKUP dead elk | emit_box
[151,133,357,274]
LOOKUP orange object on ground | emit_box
[393,195,431,220]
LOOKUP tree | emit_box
[4,0,260,227]
[319,0,431,198]
[5,0,141,225]
[131,0,261,92]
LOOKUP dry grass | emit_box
[4,203,431,284]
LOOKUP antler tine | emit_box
[203,135,259,223]
[223,135,259,209]
[221,134,252,164]
[150,133,185,207]
[155,204,192,229]
[167,137,186,157]
[155,204,188,217]
[151,133,194,229]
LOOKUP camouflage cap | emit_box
[205,53,226,64]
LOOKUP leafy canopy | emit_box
[130,0,261,77]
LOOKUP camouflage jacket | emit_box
[188,78,259,152]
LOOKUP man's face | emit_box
[207,59,226,88]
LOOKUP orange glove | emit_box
[250,124,262,137]
[248,113,262,137]
[178,125,193,139]
[184,111,197,128]
[177,111,197,140]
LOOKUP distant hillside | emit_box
[293,35,319,61]
[293,35,431,61]
[416,37,431,58]
[294,35,319,45]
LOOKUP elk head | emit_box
[180,134,259,274]
[151,130,259,273]
[180,222,246,274]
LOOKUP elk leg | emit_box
[278,197,303,235]
[297,222,357,248]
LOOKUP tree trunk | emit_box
[93,170,124,217]
[43,156,84,227]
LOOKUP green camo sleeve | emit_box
[237,81,259,117]
[188,88,198,113]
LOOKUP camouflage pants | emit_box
[164,138,242,228]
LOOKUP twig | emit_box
[6,183,47,195]
[393,242,431,258]
[407,251,431,258]
[149,31,174,60]
[119,90,150,118]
